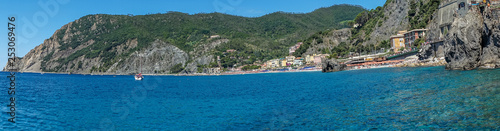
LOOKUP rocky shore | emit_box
[395,56,447,68]
[321,58,347,72]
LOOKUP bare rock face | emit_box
[364,0,410,46]
[113,39,189,75]
[444,8,500,70]
[7,26,65,73]
[480,28,500,68]
[444,11,484,70]
[321,58,346,73]
[418,44,434,60]
[479,9,500,69]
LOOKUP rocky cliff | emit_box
[362,0,411,46]
[293,0,414,58]
[478,8,500,69]
[444,7,500,70]
[4,15,225,75]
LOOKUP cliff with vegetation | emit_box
[5,5,366,74]
[300,0,499,71]
[294,0,441,58]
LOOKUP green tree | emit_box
[328,53,338,59]
[241,65,261,71]
[414,38,424,47]
[379,40,390,50]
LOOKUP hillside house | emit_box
[226,49,237,53]
[286,56,296,65]
[289,42,304,55]
[294,57,304,66]
[281,59,287,67]
[305,55,315,65]
[390,31,406,53]
[210,35,220,39]
[404,29,428,49]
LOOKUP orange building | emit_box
[390,34,405,52]
[404,29,428,48]
[390,31,406,53]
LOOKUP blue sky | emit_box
[1,0,385,67]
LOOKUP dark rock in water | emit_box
[444,8,500,70]
[321,58,346,73]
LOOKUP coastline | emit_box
[4,68,324,76]
[9,62,498,77]
[0,56,457,77]
[5,56,454,76]
[4,60,451,77]
[394,56,447,68]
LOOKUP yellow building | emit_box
[281,59,287,67]
[390,34,405,53]
[305,55,315,65]
[266,61,273,68]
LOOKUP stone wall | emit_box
[437,0,459,39]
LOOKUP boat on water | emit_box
[135,52,144,81]
[135,73,144,80]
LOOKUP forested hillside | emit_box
[11,4,366,74]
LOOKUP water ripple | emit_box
[0,67,498,130]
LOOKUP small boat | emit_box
[135,73,143,80]
[135,52,144,81]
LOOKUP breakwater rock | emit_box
[321,58,346,73]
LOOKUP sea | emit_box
[0,66,499,130]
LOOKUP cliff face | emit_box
[304,0,412,56]
[479,9,500,69]
[8,27,64,73]
[6,15,225,74]
[444,8,500,70]
[443,10,484,70]
[363,0,411,46]
[112,39,189,74]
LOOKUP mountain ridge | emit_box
[5,4,366,74]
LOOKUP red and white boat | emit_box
[135,73,143,80]
[135,53,144,80]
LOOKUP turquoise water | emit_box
[0,66,499,130]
